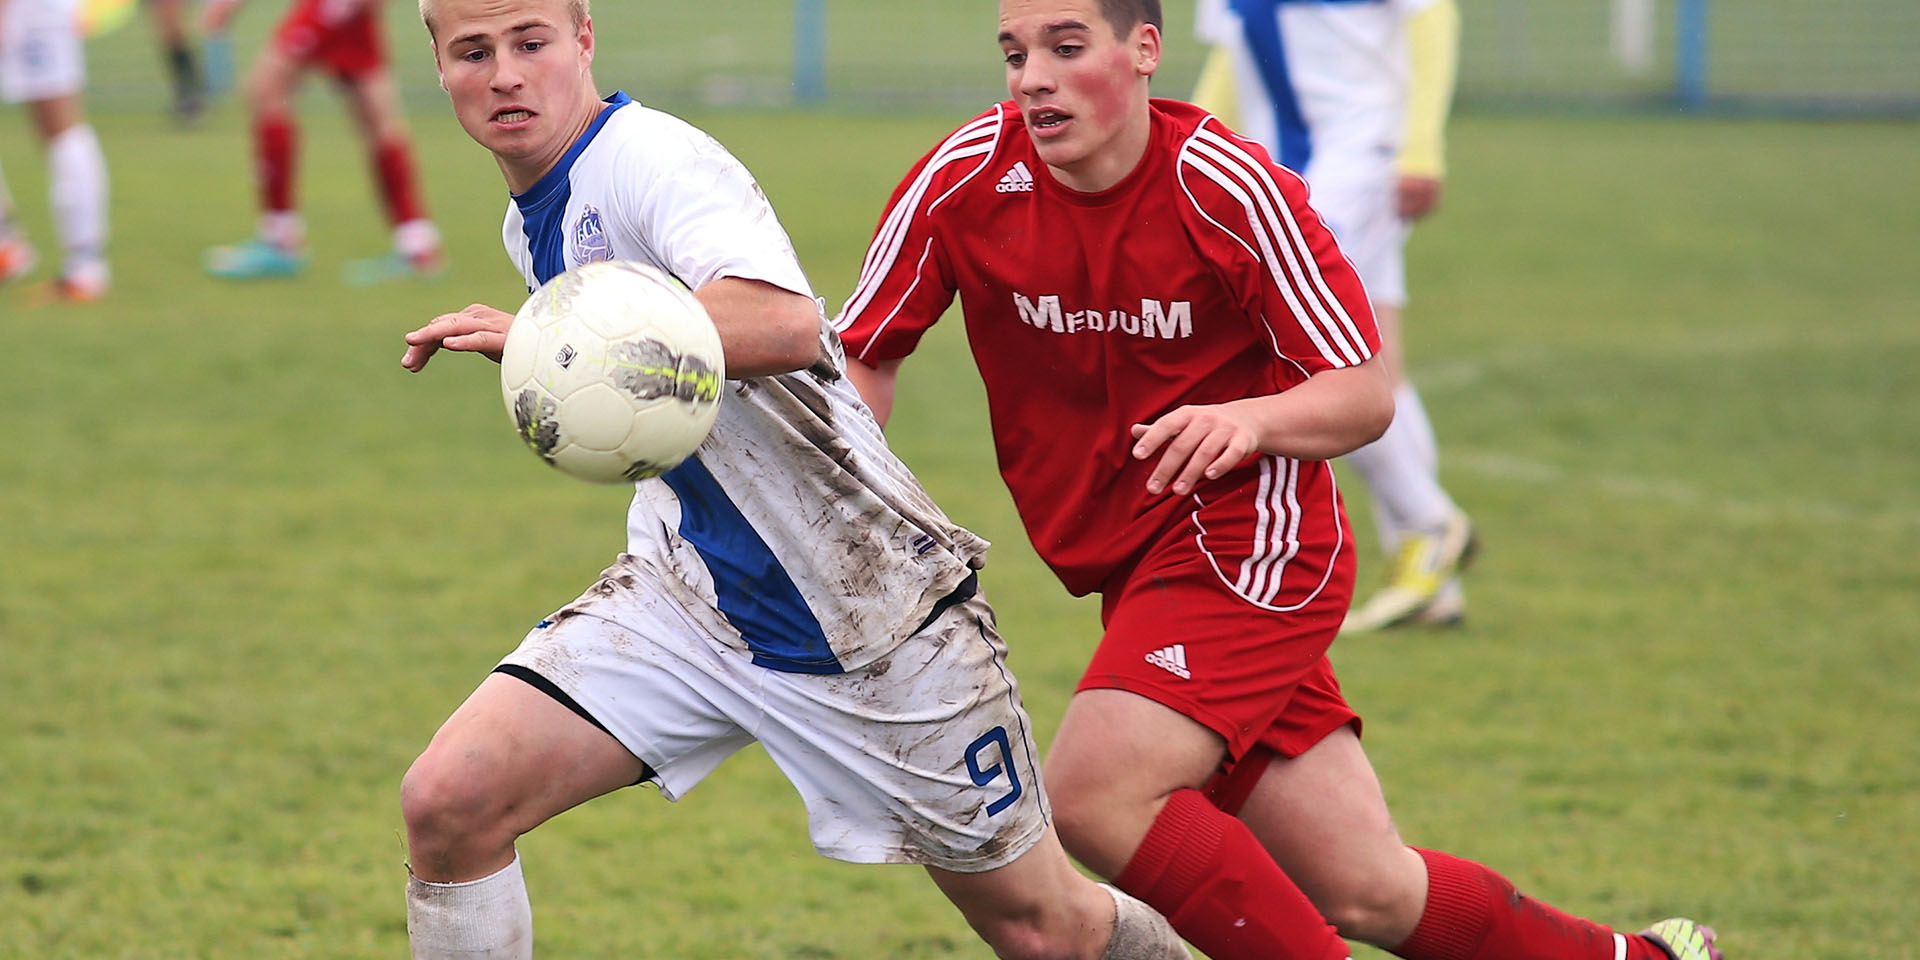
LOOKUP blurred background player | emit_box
[146,0,205,121]
[1192,0,1473,632]
[0,0,112,300]
[200,0,443,283]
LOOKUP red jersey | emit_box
[835,99,1379,600]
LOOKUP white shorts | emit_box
[0,0,85,104]
[496,558,1051,874]
[1303,143,1408,307]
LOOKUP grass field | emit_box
[4,78,1919,960]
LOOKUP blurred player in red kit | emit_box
[201,0,444,283]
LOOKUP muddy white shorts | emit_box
[1,0,84,104]
[496,558,1050,874]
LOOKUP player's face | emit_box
[998,0,1160,192]
[430,0,602,192]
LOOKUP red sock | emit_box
[255,115,296,213]
[372,139,425,226]
[1395,848,1668,960]
[1115,788,1348,960]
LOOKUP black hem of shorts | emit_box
[492,663,657,786]
[913,572,979,635]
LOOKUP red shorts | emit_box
[1079,494,1361,762]
[273,0,385,79]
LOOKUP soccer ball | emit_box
[499,261,726,484]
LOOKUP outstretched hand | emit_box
[402,303,514,372]
[1130,402,1262,497]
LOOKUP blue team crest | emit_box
[571,205,614,265]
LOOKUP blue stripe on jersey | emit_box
[512,91,635,286]
[658,456,844,675]
[1230,0,1313,171]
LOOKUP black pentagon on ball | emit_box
[512,389,561,460]
[609,339,723,405]
[622,459,672,482]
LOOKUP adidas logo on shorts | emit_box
[1144,644,1190,679]
[996,161,1036,193]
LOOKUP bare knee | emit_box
[1044,769,1155,884]
[399,748,518,876]
[970,907,1090,960]
[1309,846,1428,946]
[1041,772,1103,863]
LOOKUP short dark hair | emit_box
[1097,0,1162,37]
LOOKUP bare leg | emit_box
[927,825,1185,960]
[400,672,645,958]
[1043,689,1345,960]
[1235,726,1429,946]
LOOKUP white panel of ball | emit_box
[500,261,726,484]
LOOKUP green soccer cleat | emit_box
[1342,508,1476,634]
[205,239,307,280]
[344,247,446,286]
[1640,918,1723,960]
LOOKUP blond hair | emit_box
[420,0,590,38]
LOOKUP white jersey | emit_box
[503,93,989,674]
[1195,0,1434,172]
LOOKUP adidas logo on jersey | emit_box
[1144,644,1191,679]
[996,161,1036,193]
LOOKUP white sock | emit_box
[1395,382,1440,476]
[259,210,305,251]
[1346,382,1455,548]
[406,855,534,960]
[47,124,108,277]
[1098,883,1189,959]
[394,218,441,258]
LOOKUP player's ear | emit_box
[578,15,595,65]
[1134,22,1162,78]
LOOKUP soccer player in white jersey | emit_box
[389,1,1186,958]
[1192,0,1474,631]
[0,0,111,300]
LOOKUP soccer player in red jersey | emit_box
[835,2,1722,960]
[200,0,444,282]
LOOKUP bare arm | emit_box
[693,277,823,379]
[845,357,903,426]
[400,277,820,377]
[1130,357,1395,496]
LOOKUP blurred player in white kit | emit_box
[0,0,111,301]
[1192,0,1473,631]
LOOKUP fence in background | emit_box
[74,0,1920,117]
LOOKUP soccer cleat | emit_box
[52,272,109,302]
[21,275,108,306]
[1410,578,1466,627]
[0,234,37,285]
[344,246,446,286]
[1342,508,1476,634]
[205,238,307,280]
[1640,918,1723,960]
